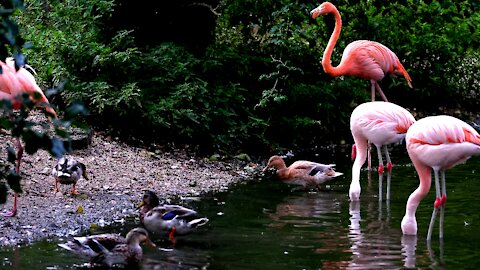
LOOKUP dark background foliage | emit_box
[11,0,480,156]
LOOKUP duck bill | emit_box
[330,172,343,178]
[146,238,156,248]
[136,200,146,209]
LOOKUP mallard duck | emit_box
[52,157,88,195]
[263,155,343,191]
[137,191,209,243]
[58,227,155,267]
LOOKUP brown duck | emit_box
[264,155,343,191]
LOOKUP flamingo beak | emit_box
[310,7,323,19]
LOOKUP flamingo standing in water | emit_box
[350,101,415,201]
[401,115,480,240]
[310,2,412,102]
[310,2,413,171]
[0,58,57,217]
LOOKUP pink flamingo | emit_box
[0,58,57,217]
[401,115,480,240]
[350,101,415,201]
[310,2,412,102]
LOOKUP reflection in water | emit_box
[142,246,211,270]
[401,234,417,268]
[267,192,342,228]
[348,200,404,269]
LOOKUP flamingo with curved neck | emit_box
[349,101,415,201]
[310,2,412,102]
[401,115,480,240]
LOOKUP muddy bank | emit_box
[0,130,259,246]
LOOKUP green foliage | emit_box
[9,0,480,155]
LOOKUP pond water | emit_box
[1,145,480,269]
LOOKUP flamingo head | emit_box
[310,2,336,19]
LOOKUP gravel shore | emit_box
[0,126,257,246]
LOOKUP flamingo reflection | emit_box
[347,199,403,269]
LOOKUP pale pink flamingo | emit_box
[264,155,343,191]
[401,115,480,240]
[310,2,412,102]
[350,101,415,201]
[0,58,57,217]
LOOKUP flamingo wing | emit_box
[407,115,480,169]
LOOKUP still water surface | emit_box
[1,146,480,269]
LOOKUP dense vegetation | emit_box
[11,0,480,155]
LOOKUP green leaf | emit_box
[6,171,22,194]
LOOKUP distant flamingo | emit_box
[310,2,412,102]
[0,58,57,217]
[350,101,415,201]
[401,115,480,240]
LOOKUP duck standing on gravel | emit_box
[263,155,343,191]
[58,227,155,267]
[52,157,88,195]
[137,190,209,244]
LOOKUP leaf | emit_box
[6,171,22,193]
[0,182,7,204]
[51,137,67,158]
[76,205,84,214]
[6,145,16,164]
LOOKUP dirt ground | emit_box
[0,116,260,246]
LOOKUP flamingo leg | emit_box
[378,172,383,202]
[386,170,392,201]
[367,142,372,171]
[374,81,389,102]
[4,139,23,217]
[427,169,442,241]
[376,145,384,174]
[376,145,384,201]
[370,80,376,101]
[383,145,393,201]
[439,170,447,239]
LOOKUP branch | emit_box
[189,2,221,16]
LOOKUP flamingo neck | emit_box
[404,160,432,218]
[322,7,344,77]
[349,140,368,201]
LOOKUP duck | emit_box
[58,227,155,268]
[51,157,88,195]
[137,190,209,243]
[263,155,343,191]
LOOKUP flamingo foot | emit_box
[387,162,392,172]
[3,209,17,217]
[378,164,384,174]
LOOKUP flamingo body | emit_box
[350,101,415,201]
[310,2,412,102]
[401,115,480,239]
[264,155,343,191]
[0,58,56,217]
